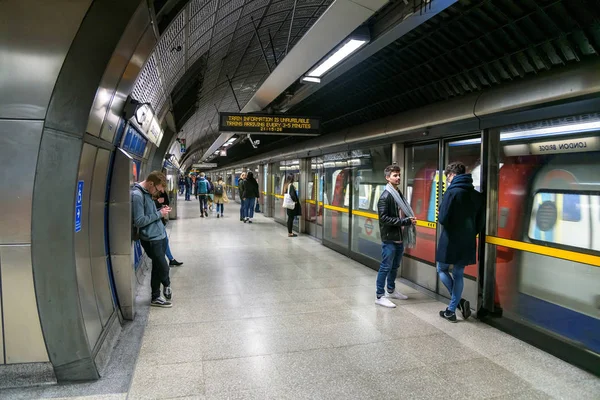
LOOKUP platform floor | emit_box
[3,196,599,400]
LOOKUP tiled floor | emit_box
[3,197,598,399]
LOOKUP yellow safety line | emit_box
[305,199,317,205]
[485,236,600,267]
[416,220,437,229]
[352,210,378,219]
[324,204,349,213]
[274,194,284,199]
[262,191,267,195]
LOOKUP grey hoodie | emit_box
[132,183,166,241]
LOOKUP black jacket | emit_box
[436,173,484,265]
[286,184,302,217]
[377,189,413,242]
[238,178,246,198]
[243,177,260,198]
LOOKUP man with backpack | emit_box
[197,172,210,217]
[132,171,173,308]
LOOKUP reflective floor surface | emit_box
[2,196,598,399]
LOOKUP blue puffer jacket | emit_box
[436,174,484,265]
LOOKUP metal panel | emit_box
[109,149,136,320]
[88,1,151,138]
[0,120,43,244]
[89,149,114,326]
[101,27,157,143]
[1,245,49,363]
[75,144,103,348]
[0,0,92,119]
[402,259,437,293]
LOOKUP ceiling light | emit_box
[301,76,321,84]
[307,39,368,78]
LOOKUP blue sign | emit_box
[75,181,84,232]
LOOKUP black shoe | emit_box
[439,309,457,323]
[169,259,183,266]
[217,214,220,218]
[151,297,172,308]
[204,211,208,217]
[458,299,472,320]
[240,218,244,221]
[200,214,204,218]
[163,286,172,300]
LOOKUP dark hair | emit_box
[384,164,401,178]
[445,162,466,176]
[247,172,254,179]
[217,176,222,181]
[207,176,212,181]
[285,174,294,183]
[146,171,167,187]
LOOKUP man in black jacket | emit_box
[437,162,484,322]
[375,164,417,308]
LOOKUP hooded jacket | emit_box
[436,173,484,265]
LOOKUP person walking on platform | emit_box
[282,175,301,237]
[207,176,215,212]
[375,164,417,308]
[154,189,183,267]
[184,175,192,201]
[213,176,228,218]
[197,173,210,217]
[178,175,185,195]
[437,162,484,322]
[132,171,173,308]
[238,172,247,222]
[243,172,259,223]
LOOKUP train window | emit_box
[562,194,581,222]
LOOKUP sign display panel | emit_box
[219,112,320,135]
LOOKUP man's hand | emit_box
[160,207,171,217]
[409,217,417,226]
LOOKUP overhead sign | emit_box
[219,112,320,135]
[504,136,600,157]
[75,181,84,233]
[192,163,217,169]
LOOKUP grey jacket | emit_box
[132,183,166,241]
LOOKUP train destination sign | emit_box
[219,112,320,135]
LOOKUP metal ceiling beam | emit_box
[280,0,459,112]
[200,0,390,162]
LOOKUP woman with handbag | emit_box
[282,175,301,237]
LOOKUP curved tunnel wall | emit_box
[0,0,159,384]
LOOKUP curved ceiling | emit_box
[130,0,335,165]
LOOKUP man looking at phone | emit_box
[375,164,417,308]
[132,171,173,308]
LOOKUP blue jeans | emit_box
[376,242,404,296]
[185,188,190,200]
[245,197,256,219]
[165,235,173,261]
[240,198,246,219]
[216,203,224,214]
[437,262,465,312]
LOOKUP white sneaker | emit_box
[375,297,397,308]
[386,290,408,300]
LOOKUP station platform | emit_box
[3,197,598,400]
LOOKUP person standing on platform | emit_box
[282,175,301,237]
[213,176,228,218]
[375,164,417,308]
[437,162,484,322]
[154,189,183,267]
[238,172,247,222]
[184,175,192,201]
[243,172,259,223]
[197,173,210,217]
[132,171,173,308]
[178,175,185,195]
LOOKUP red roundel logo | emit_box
[365,218,374,236]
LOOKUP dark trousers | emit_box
[199,195,208,213]
[287,213,294,234]
[245,197,256,219]
[140,238,170,300]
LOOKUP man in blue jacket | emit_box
[437,162,484,322]
[197,173,210,217]
[132,171,173,308]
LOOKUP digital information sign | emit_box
[219,112,320,135]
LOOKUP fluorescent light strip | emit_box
[301,76,321,83]
[307,39,367,78]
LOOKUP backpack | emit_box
[131,187,145,241]
[214,183,224,195]
[197,178,208,194]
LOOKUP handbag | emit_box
[282,184,296,210]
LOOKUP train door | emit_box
[402,143,440,292]
[443,135,484,309]
[306,157,324,240]
[323,155,352,254]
